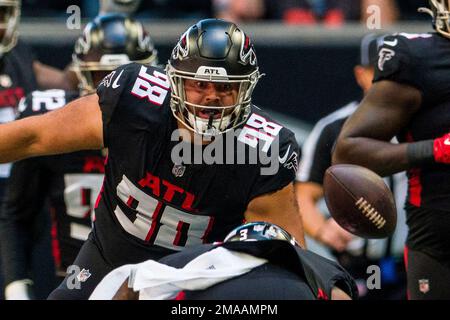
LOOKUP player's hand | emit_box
[433,133,450,163]
[315,218,354,252]
[5,279,34,300]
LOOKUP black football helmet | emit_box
[223,222,298,246]
[0,0,20,58]
[419,0,450,38]
[166,19,262,136]
[72,13,158,94]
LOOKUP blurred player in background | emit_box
[91,222,357,300]
[297,34,408,299]
[334,0,450,299]
[0,13,158,300]
[0,0,77,299]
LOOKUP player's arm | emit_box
[295,182,325,237]
[296,119,331,239]
[333,80,422,176]
[245,182,306,248]
[296,182,352,251]
[0,93,103,163]
[33,61,78,91]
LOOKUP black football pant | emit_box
[405,204,450,299]
[0,180,56,300]
[47,232,114,300]
[405,247,450,300]
[47,229,172,300]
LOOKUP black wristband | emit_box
[406,140,434,166]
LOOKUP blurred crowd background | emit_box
[20,0,433,128]
[22,0,427,25]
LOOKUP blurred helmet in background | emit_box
[72,13,158,95]
[0,0,20,58]
[166,19,262,136]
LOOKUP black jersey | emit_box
[374,32,450,211]
[93,63,299,266]
[0,90,105,284]
[0,41,37,186]
[159,240,358,300]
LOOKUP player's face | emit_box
[183,79,239,119]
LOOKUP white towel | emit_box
[89,247,267,300]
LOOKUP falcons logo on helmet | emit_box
[239,33,257,66]
[74,28,92,55]
[136,25,154,53]
[172,30,190,60]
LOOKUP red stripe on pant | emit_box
[51,221,61,268]
[404,246,410,300]
[408,169,422,207]
[405,132,423,206]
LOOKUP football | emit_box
[323,164,397,239]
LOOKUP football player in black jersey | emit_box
[0,0,80,299]
[0,18,303,299]
[0,0,72,201]
[0,13,158,300]
[94,222,356,300]
[0,0,76,93]
[334,0,450,299]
